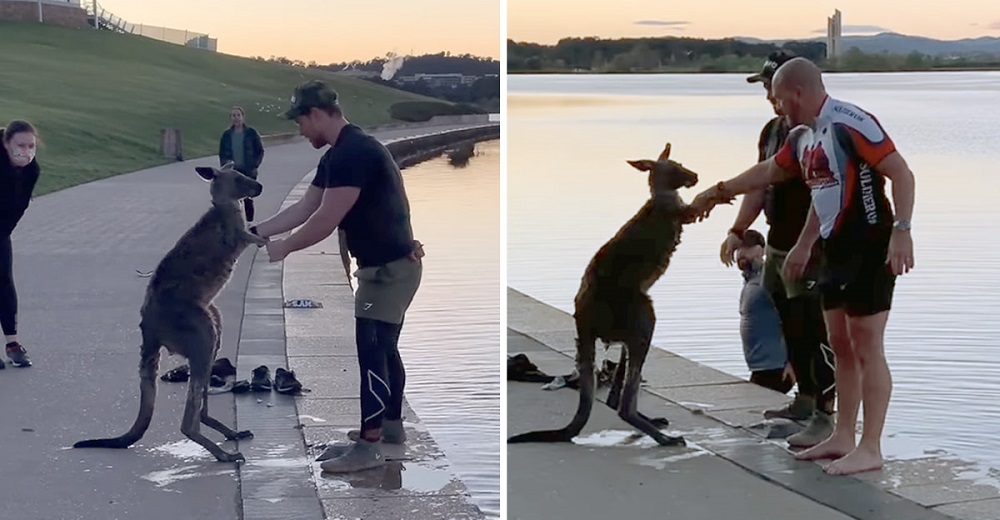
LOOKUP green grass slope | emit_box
[0,22,438,195]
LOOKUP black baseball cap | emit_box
[746,50,798,84]
[281,80,339,119]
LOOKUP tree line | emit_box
[508,36,1000,73]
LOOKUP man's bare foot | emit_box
[794,433,855,461]
[823,446,883,476]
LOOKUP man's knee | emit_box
[846,312,889,365]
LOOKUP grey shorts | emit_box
[354,256,422,325]
[763,244,823,300]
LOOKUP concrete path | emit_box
[0,121,491,520]
[507,288,1000,520]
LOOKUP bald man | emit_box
[690,57,916,476]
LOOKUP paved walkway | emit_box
[0,121,491,520]
[508,288,1000,520]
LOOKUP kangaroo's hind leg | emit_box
[167,305,246,462]
[618,297,684,446]
[200,304,253,441]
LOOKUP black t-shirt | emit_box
[311,124,414,268]
[757,117,812,252]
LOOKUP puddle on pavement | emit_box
[632,449,712,470]
[148,439,217,462]
[141,465,235,488]
[314,459,457,494]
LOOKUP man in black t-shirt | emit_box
[253,80,424,473]
[720,51,836,448]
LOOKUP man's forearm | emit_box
[282,212,339,254]
[255,200,314,238]
[721,159,790,197]
[890,169,915,224]
[794,204,821,249]
[730,189,766,233]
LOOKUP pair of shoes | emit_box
[163,357,237,384]
[319,438,385,473]
[247,365,302,395]
[763,393,815,421]
[346,418,407,445]
[5,342,31,368]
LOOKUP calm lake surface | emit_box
[508,72,1000,473]
[398,139,500,517]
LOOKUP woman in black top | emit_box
[0,120,41,368]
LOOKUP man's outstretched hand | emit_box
[685,183,736,223]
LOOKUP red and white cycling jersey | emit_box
[774,96,897,242]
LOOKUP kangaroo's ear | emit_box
[627,159,654,172]
[196,167,216,181]
[657,143,672,162]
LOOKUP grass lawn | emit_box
[0,21,437,195]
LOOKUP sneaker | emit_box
[161,364,189,382]
[5,342,31,368]
[212,357,237,379]
[250,365,272,392]
[763,393,814,421]
[319,438,384,473]
[274,368,302,394]
[0,357,5,369]
[347,418,407,445]
[787,410,835,447]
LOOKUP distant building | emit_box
[826,9,843,59]
[396,73,485,88]
[0,0,90,29]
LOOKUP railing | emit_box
[81,0,216,51]
[83,0,134,34]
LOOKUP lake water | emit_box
[397,139,501,518]
[507,72,1000,472]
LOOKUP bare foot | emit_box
[794,433,855,461]
[823,446,883,476]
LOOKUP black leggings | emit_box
[356,316,406,432]
[0,235,16,336]
[773,292,836,413]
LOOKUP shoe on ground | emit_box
[319,439,384,473]
[274,367,302,394]
[787,410,835,447]
[161,364,189,382]
[347,418,407,444]
[250,365,272,392]
[212,357,237,379]
[5,342,31,368]
[763,393,814,421]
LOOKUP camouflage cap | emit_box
[281,80,339,119]
[746,49,798,84]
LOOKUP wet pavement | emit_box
[0,121,493,520]
[507,287,1000,520]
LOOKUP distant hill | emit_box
[735,32,1000,57]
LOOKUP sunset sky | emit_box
[95,0,500,63]
[508,0,1000,44]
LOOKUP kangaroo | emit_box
[74,162,266,463]
[508,143,731,446]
